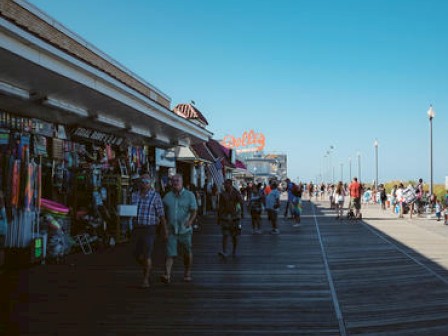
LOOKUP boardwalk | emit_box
[2,199,448,335]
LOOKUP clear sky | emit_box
[27,0,448,185]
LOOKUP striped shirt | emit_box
[132,190,165,226]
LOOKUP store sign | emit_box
[156,148,176,168]
[221,130,265,153]
[69,127,124,146]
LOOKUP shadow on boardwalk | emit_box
[2,200,448,335]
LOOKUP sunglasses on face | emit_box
[141,179,151,184]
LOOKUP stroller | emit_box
[346,202,362,220]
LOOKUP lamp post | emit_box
[357,151,361,182]
[374,139,379,190]
[427,105,435,195]
[328,145,334,184]
[340,162,343,182]
[349,157,352,181]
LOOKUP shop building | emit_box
[0,0,212,266]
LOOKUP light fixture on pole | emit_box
[357,151,361,182]
[349,157,352,181]
[340,162,343,182]
[374,139,379,190]
[427,105,435,195]
[328,145,335,184]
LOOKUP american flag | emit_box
[207,158,224,189]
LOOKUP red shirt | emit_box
[349,182,361,198]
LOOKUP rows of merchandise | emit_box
[0,111,155,266]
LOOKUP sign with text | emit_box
[69,126,124,146]
[221,130,265,153]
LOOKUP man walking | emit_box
[283,178,294,219]
[348,177,362,219]
[161,174,197,283]
[131,173,167,288]
[266,180,281,234]
[217,179,244,258]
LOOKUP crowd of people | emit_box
[128,173,448,288]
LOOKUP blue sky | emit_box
[28,0,448,185]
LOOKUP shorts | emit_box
[250,210,261,219]
[167,233,192,257]
[220,219,240,237]
[132,225,157,260]
[350,197,361,210]
[267,209,278,222]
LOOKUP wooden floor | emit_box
[3,199,448,335]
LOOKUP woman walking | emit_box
[333,181,346,219]
[248,184,263,233]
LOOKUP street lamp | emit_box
[374,139,379,190]
[328,145,334,184]
[427,105,435,195]
[349,157,352,181]
[340,162,344,182]
[357,152,361,182]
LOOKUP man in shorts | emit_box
[217,179,244,258]
[131,174,167,288]
[348,177,362,219]
[161,174,197,283]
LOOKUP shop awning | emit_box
[190,143,214,163]
[0,2,212,148]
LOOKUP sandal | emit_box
[160,274,171,284]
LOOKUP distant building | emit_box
[244,152,287,185]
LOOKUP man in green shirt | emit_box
[161,174,197,283]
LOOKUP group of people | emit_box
[131,174,310,288]
[131,173,197,288]
[216,178,302,258]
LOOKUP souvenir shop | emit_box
[0,111,157,267]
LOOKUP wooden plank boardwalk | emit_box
[2,199,448,335]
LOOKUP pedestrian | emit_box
[414,178,424,215]
[396,183,404,218]
[435,199,442,221]
[291,183,302,227]
[283,178,294,219]
[308,182,314,201]
[379,184,387,210]
[348,177,362,219]
[248,184,263,234]
[161,174,197,284]
[390,184,397,213]
[265,180,281,234]
[333,181,345,219]
[328,184,335,209]
[217,179,244,257]
[131,173,167,288]
[211,183,218,211]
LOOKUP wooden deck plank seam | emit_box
[312,202,347,336]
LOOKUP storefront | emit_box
[0,1,212,267]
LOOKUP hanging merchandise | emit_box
[0,191,6,236]
[43,214,65,261]
[33,135,48,157]
[6,158,41,248]
[52,138,64,160]
[0,130,10,146]
[41,198,70,216]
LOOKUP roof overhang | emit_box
[0,13,213,148]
